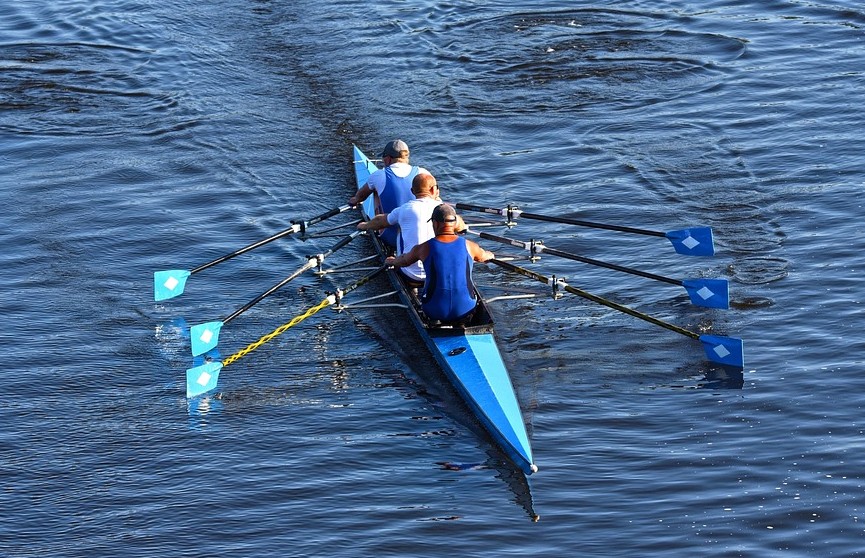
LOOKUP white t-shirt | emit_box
[387,196,440,281]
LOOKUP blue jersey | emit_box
[378,165,419,247]
[420,236,477,322]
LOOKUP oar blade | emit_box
[154,269,192,301]
[666,227,715,256]
[186,361,223,397]
[682,279,729,309]
[699,334,744,368]
[190,320,224,356]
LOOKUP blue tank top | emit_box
[420,236,477,322]
[379,166,419,247]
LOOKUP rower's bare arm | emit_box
[468,240,494,262]
[349,183,373,206]
[388,244,427,268]
[357,213,389,232]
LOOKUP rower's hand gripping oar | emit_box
[469,229,729,309]
[154,204,352,301]
[185,265,386,398]
[456,203,715,257]
[189,229,363,356]
[489,259,744,368]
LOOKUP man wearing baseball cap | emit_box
[386,203,494,323]
[349,139,429,248]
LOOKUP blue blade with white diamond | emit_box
[190,320,224,356]
[154,269,191,301]
[699,334,744,368]
[186,361,223,397]
[682,279,729,309]
[665,227,714,256]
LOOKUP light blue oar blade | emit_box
[666,227,715,256]
[190,320,224,356]
[154,269,191,301]
[682,279,729,309]
[699,334,744,368]
[186,361,223,398]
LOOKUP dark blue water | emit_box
[2,0,864,555]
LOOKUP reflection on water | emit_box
[186,393,224,425]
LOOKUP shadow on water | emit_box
[658,363,745,391]
[346,305,540,522]
[434,452,540,522]
[698,366,745,390]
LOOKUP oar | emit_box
[489,259,744,368]
[469,229,728,309]
[186,265,386,397]
[154,204,353,301]
[189,229,363,356]
[456,203,714,256]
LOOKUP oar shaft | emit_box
[539,246,681,287]
[472,230,530,250]
[335,265,387,297]
[221,228,362,325]
[303,204,353,229]
[190,205,351,274]
[210,265,385,369]
[325,229,363,256]
[472,230,681,286]
[230,266,386,366]
[456,202,508,217]
[490,259,699,340]
[519,211,666,238]
[455,203,666,238]
[560,282,697,339]
[223,259,317,324]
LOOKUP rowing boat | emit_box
[173,144,739,480]
[352,145,537,475]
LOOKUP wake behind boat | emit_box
[352,145,537,476]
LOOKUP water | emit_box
[2,0,864,555]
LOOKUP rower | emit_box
[348,139,429,248]
[387,204,494,323]
[358,173,447,283]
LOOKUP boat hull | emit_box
[352,145,536,475]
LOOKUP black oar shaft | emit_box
[474,230,530,250]
[455,203,666,238]
[473,230,681,287]
[223,260,317,324]
[328,229,362,254]
[456,202,508,217]
[334,265,387,297]
[303,205,352,229]
[221,229,363,325]
[219,265,386,370]
[190,228,299,274]
[189,205,351,274]
[540,246,681,287]
[491,259,699,340]
[519,211,666,238]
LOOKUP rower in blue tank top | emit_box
[348,139,428,248]
[377,164,419,246]
[421,235,476,321]
[386,204,495,323]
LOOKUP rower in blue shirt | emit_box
[386,204,494,323]
[348,139,428,248]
